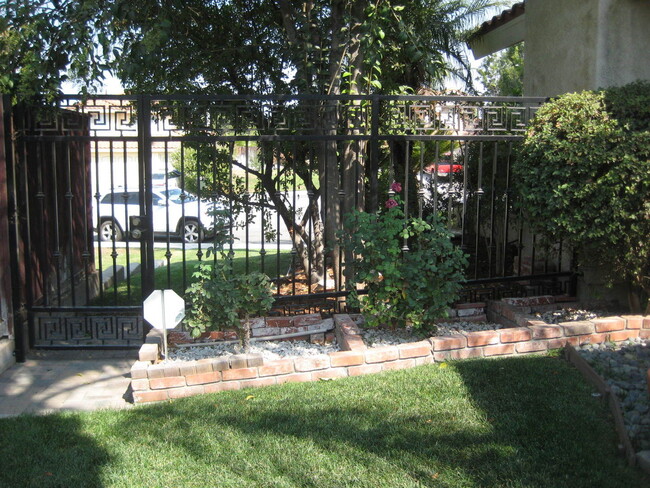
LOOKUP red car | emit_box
[425,162,463,177]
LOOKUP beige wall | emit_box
[524,0,650,97]
[597,0,650,89]
[524,0,599,97]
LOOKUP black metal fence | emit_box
[4,94,574,349]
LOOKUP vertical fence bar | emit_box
[307,143,315,292]
[180,143,188,292]
[259,143,267,275]
[275,143,281,297]
[227,139,234,260]
[64,143,76,306]
[418,141,424,220]
[433,141,440,214]
[138,95,155,298]
[195,145,204,263]
[488,141,498,278]
[35,141,48,306]
[369,95,379,212]
[460,142,469,252]
[502,142,513,277]
[121,141,132,300]
[93,139,104,302]
[164,140,172,288]
[50,140,62,306]
[81,137,92,306]
[108,141,119,303]
[244,140,250,275]
[291,140,297,297]
[402,141,410,252]
[474,142,484,279]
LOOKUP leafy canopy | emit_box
[477,42,523,96]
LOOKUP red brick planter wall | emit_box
[130,298,650,404]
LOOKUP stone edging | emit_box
[130,296,650,405]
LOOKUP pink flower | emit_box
[385,198,398,209]
[390,182,402,193]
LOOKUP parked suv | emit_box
[95,188,226,243]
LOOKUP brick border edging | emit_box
[130,297,650,405]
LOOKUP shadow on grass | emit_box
[105,356,647,487]
[0,414,110,488]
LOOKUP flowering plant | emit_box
[341,182,467,330]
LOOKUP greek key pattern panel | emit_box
[34,313,144,347]
[380,99,543,135]
[28,95,544,137]
[32,98,139,134]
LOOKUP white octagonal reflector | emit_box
[143,289,185,330]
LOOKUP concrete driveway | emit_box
[0,350,137,417]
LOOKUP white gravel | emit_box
[360,321,506,347]
[165,339,339,363]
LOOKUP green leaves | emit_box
[515,82,650,307]
[341,192,467,330]
[184,253,274,346]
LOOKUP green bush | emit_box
[514,82,650,312]
[341,182,467,330]
[185,254,274,351]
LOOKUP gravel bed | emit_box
[534,308,605,324]
[165,339,339,363]
[361,321,506,347]
[577,338,650,451]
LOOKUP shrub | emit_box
[341,182,467,330]
[514,82,650,312]
[185,254,274,351]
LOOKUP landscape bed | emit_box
[131,296,650,407]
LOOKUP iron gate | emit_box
[4,94,574,352]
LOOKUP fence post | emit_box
[138,95,155,298]
[2,96,27,362]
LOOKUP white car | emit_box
[95,188,226,243]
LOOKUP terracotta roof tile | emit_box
[469,2,525,41]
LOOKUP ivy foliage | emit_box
[184,254,274,351]
[514,81,650,310]
[342,185,467,330]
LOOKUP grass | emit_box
[93,248,294,305]
[1,354,647,487]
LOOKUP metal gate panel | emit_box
[5,94,575,351]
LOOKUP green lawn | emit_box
[1,354,647,487]
[93,248,294,305]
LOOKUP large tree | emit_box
[477,43,523,96]
[3,0,493,287]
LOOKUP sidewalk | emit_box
[0,350,137,417]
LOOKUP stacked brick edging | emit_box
[130,297,650,404]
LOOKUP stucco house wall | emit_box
[595,0,650,90]
[471,0,650,97]
[524,0,599,97]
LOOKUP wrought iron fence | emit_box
[5,94,575,348]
